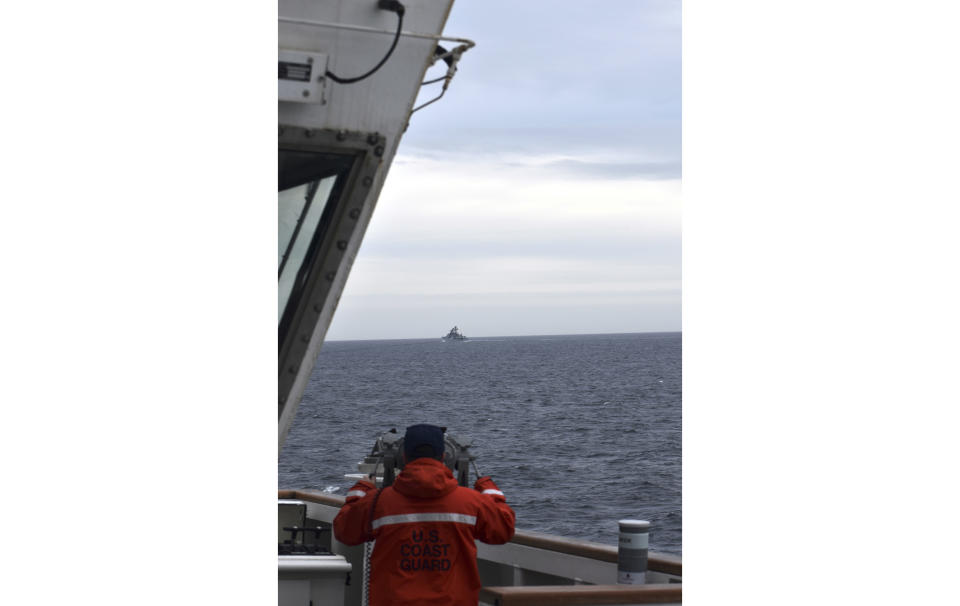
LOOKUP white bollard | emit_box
[617,519,649,584]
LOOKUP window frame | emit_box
[278,126,386,423]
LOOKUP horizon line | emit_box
[326,329,681,343]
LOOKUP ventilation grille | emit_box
[279,61,312,82]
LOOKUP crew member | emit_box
[333,424,515,606]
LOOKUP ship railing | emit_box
[278,489,682,605]
[479,584,681,606]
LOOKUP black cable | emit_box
[423,46,454,84]
[433,45,454,68]
[325,1,405,85]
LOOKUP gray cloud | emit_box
[537,158,680,180]
[403,0,681,166]
[326,1,681,339]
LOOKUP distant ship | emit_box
[442,326,468,341]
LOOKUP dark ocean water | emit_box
[279,332,681,556]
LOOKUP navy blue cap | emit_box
[404,424,445,460]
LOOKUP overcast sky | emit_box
[326,0,681,340]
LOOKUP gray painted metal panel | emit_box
[277,127,386,448]
[278,555,351,606]
[279,0,454,134]
[477,540,619,585]
[278,0,457,451]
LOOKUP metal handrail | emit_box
[277,489,682,577]
[278,16,476,49]
[480,583,682,606]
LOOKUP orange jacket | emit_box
[333,458,516,606]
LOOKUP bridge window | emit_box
[278,175,338,322]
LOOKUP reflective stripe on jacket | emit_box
[333,457,516,606]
